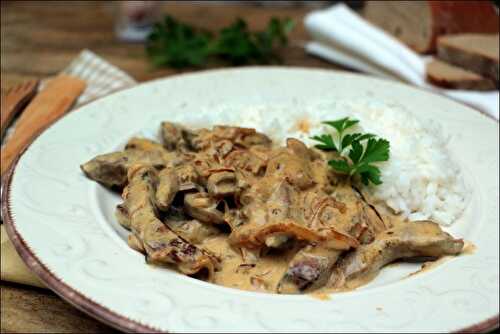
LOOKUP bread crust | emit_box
[427,59,496,91]
[437,35,499,85]
[364,1,499,54]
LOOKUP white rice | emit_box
[187,99,469,226]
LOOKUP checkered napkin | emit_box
[0,50,137,288]
[60,49,137,107]
[2,49,137,146]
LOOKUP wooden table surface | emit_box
[1,1,344,333]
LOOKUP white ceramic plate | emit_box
[3,68,499,333]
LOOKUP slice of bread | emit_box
[437,34,499,86]
[363,1,499,54]
[426,59,496,91]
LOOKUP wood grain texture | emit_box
[0,1,344,333]
[0,1,340,95]
[0,75,86,176]
[0,80,39,140]
[1,282,120,333]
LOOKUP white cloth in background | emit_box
[304,4,499,120]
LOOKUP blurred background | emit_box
[2,0,498,87]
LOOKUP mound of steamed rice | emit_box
[182,99,469,226]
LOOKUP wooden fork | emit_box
[0,75,86,178]
[0,80,39,141]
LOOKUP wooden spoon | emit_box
[0,80,39,141]
[0,75,86,177]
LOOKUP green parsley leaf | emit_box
[341,133,362,151]
[311,134,337,151]
[146,16,294,68]
[328,159,351,174]
[358,165,382,185]
[321,117,362,152]
[360,138,390,164]
[323,117,359,134]
[357,133,376,141]
[146,16,211,68]
[312,117,390,186]
[348,140,364,164]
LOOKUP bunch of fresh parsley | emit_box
[311,117,390,186]
[146,16,295,68]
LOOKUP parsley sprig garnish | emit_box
[311,117,390,186]
[146,16,295,68]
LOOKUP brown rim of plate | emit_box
[1,68,499,333]
[1,152,163,333]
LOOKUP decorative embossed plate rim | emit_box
[2,67,499,333]
[2,164,160,333]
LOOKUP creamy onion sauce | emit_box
[201,235,299,292]
[198,206,465,295]
[198,208,409,294]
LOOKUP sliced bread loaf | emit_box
[437,34,499,86]
[363,1,499,54]
[427,59,496,91]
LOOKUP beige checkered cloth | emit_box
[61,49,137,107]
[2,49,137,145]
[1,50,137,288]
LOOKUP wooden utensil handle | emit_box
[0,98,17,138]
[0,80,39,140]
[0,75,86,177]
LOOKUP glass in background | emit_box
[114,1,163,42]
